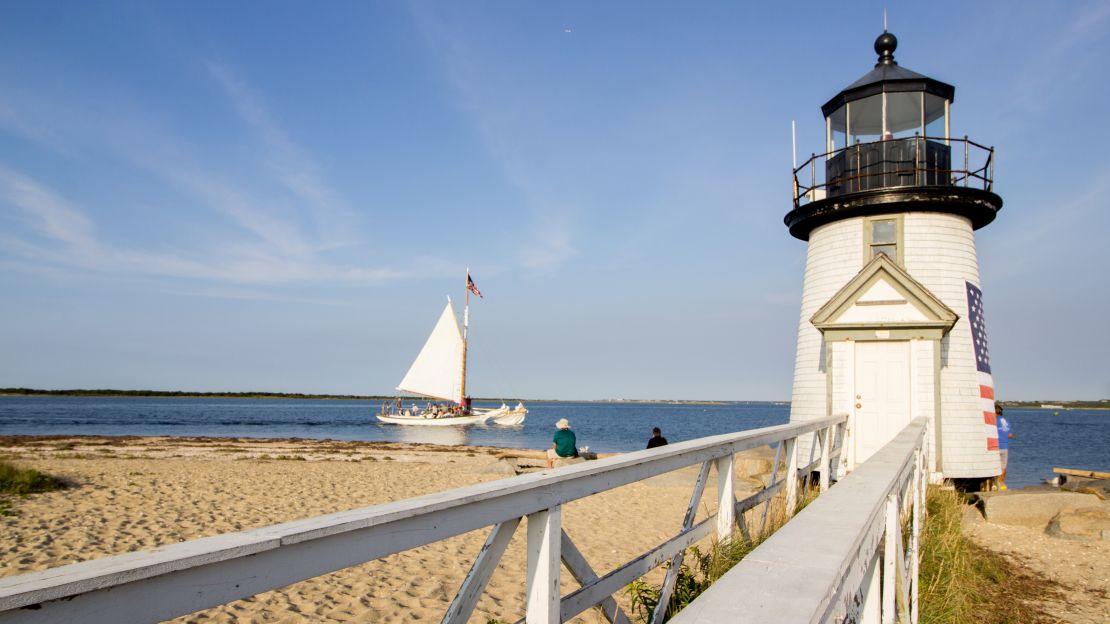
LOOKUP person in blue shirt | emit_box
[546,418,578,468]
[996,402,1014,490]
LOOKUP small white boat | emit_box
[488,402,528,426]
[377,272,526,427]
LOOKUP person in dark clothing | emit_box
[646,427,668,449]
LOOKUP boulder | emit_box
[475,459,518,477]
[1046,505,1110,541]
[1060,477,1110,500]
[978,491,1101,529]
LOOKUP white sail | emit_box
[397,301,464,402]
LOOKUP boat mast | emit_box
[460,269,469,405]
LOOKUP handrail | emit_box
[0,415,847,624]
[670,417,930,624]
[792,136,995,208]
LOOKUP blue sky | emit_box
[1,2,1107,401]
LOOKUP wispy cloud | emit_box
[518,212,578,272]
[0,166,97,249]
[206,62,357,251]
[0,163,404,285]
[0,61,416,288]
[410,6,580,273]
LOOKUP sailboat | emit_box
[377,272,527,426]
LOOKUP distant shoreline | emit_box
[0,388,778,405]
[3,389,1103,409]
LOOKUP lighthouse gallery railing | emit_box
[793,136,995,210]
[0,416,846,624]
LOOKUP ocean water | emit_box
[0,397,1105,488]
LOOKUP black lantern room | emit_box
[785,32,1002,240]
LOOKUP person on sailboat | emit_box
[546,418,579,468]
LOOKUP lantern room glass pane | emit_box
[924,94,947,139]
[886,91,923,137]
[848,94,883,143]
[828,106,847,151]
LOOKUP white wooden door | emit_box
[853,341,911,463]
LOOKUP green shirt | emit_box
[553,429,577,457]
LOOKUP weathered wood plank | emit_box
[559,516,716,620]
[526,507,561,624]
[714,454,735,540]
[1053,467,1110,480]
[442,518,520,624]
[558,531,629,624]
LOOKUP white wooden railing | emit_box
[0,415,845,624]
[669,417,930,624]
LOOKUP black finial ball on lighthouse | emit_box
[874,31,897,65]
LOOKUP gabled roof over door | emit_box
[811,254,958,334]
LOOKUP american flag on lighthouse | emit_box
[966,281,998,450]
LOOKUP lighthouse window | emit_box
[867,218,901,262]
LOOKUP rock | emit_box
[1046,505,1110,541]
[475,459,518,477]
[552,456,586,468]
[978,491,1101,529]
[1060,477,1110,500]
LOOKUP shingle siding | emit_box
[789,211,1001,479]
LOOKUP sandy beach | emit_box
[0,436,749,623]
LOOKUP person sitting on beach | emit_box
[646,427,668,449]
[546,418,578,468]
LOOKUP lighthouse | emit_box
[786,31,1003,481]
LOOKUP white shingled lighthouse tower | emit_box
[785,31,1003,481]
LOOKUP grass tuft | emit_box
[919,486,1060,624]
[0,460,67,517]
[0,460,67,495]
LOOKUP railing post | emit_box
[859,552,882,624]
[715,454,735,540]
[784,437,799,514]
[818,427,831,492]
[910,449,924,624]
[526,506,562,624]
[810,153,816,197]
[915,132,921,186]
[963,136,969,187]
[990,146,995,192]
[882,494,898,624]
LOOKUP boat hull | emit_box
[377,412,491,426]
